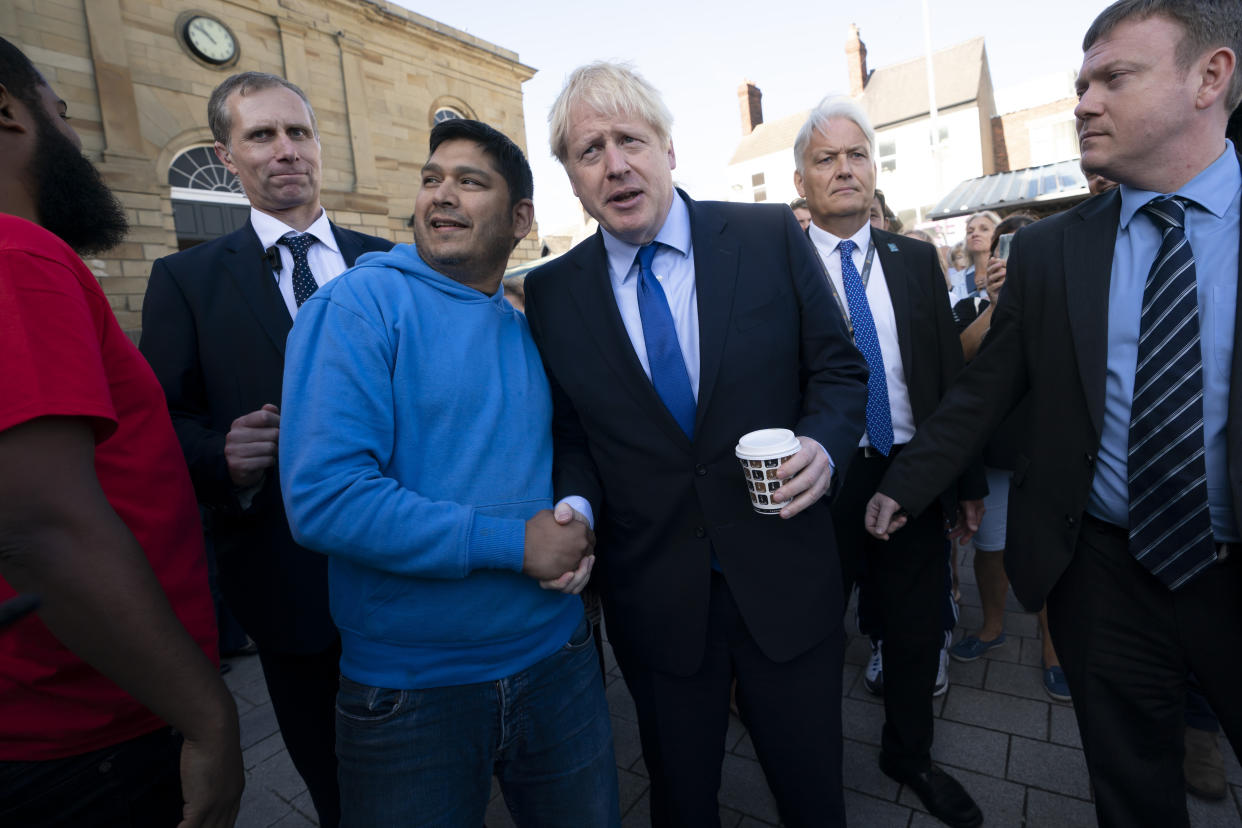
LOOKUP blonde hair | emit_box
[548,61,673,163]
[965,210,1002,231]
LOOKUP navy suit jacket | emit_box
[880,184,1242,610]
[140,221,393,652]
[524,193,869,675]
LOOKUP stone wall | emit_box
[2,0,536,336]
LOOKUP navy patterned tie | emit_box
[278,232,319,307]
[635,243,696,439]
[839,240,893,455]
[1127,196,1217,590]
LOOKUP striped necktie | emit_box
[1127,196,1217,590]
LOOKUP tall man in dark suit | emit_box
[139,71,392,828]
[524,62,868,828]
[868,2,1242,825]
[792,97,984,828]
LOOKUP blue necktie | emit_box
[278,232,319,307]
[1127,196,1216,590]
[635,243,695,439]
[839,240,893,455]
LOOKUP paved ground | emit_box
[225,545,1242,827]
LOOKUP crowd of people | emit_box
[1,0,1240,827]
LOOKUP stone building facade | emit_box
[2,0,536,336]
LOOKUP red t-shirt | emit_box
[0,214,218,761]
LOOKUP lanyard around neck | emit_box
[817,238,877,341]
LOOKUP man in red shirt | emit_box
[0,37,243,827]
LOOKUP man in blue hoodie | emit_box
[279,119,620,827]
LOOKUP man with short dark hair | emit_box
[280,118,619,827]
[0,37,242,827]
[790,196,812,230]
[868,1,1242,824]
[140,71,392,827]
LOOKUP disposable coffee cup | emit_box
[735,428,801,515]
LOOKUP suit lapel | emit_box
[223,225,293,355]
[1063,190,1120,436]
[872,229,915,383]
[332,223,365,267]
[566,233,691,445]
[687,197,737,435]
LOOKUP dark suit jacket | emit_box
[524,194,869,676]
[879,186,1242,611]
[139,221,392,652]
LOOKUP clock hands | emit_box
[191,20,218,45]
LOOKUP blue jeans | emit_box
[336,616,620,827]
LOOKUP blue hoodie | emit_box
[280,244,581,689]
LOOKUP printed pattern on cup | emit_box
[738,455,797,512]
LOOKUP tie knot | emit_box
[1141,196,1188,231]
[838,239,856,259]
[279,232,315,255]
[636,242,658,274]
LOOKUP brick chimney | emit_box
[846,24,869,97]
[738,80,763,135]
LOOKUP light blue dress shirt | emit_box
[1086,141,1240,542]
[601,192,701,396]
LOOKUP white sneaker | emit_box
[864,640,884,696]
[933,646,950,697]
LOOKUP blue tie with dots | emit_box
[635,242,696,439]
[839,239,893,455]
[278,232,319,307]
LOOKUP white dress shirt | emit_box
[807,221,917,447]
[249,207,348,319]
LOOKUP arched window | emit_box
[167,146,248,250]
[433,107,464,125]
[168,146,242,194]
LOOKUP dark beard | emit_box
[29,112,128,256]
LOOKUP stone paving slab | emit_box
[1007,735,1092,800]
[225,570,1242,828]
[941,683,1048,740]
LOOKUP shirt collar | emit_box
[807,219,872,260]
[602,191,692,285]
[250,206,339,253]
[1119,139,1241,228]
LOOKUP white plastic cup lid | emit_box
[735,428,800,460]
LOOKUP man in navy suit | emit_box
[868,2,1242,825]
[524,61,868,828]
[140,72,391,828]
[793,96,985,828]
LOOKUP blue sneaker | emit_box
[948,633,1006,663]
[1043,662,1071,701]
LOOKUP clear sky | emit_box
[391,0,1109,234]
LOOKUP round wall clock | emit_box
[182,14,238,66]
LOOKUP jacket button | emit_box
[1084,453,1094,465]
[695,527,706,538]
[695,465,707,477]
[1066,515,1076,527]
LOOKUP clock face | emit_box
[185,16,236,65]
